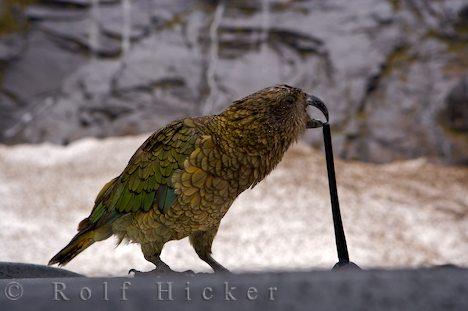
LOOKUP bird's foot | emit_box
[128,265,172,276]
[128,268,145,276]
[128,268,196,277]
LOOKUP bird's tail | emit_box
[48,230,95,266]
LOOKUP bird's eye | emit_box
[284,96,295,105]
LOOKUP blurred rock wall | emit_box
[0,0,467,164]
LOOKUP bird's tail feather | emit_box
[48,230,95,266]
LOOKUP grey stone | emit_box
[25,5,87,21]
[41,0,118,7]
[39,19,122,57]
[98,0,153,41]
[442,76,468,132]
[0,262,82,279]
[1,30,84,104]
[436,76,468,164]
[0,0,466,164]
[0,34,25,63]
[0,267,467,310]
[0,92,21,140]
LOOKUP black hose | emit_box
[323,123,350,265]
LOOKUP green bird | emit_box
[49,85,328,273]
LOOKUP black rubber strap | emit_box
[322,123,350,264]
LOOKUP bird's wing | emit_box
[84,119,199,228]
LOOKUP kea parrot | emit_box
[49,85,328,274]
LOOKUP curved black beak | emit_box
[306,95,329,128]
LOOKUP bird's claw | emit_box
[128,268,162,277]
[129,268,198,277]
[128,268,146,276]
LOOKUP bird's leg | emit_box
[129,243,174,276]
[129,255,173,276]
[147,256,196,275]
[129,243,195,276]
[190,226,230,273]
[148,255,174,273]
[204,255,229,272]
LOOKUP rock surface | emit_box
[0,262,82,279]
[0,0,467,164]
[1,269,467,310]
[0,135,466,276]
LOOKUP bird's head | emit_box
[220,84,328,139]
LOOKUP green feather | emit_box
[156,185,176,214]
[133,193,144,212]
[125,193,138,212]
[116,191,132,212]
[142,191,156,212]
[90,202,106,223]
[110,183,125,207]
[87,120,198,223]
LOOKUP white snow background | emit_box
[0,135,467,276]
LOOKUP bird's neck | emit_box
[201,115,300,188]
[210,115,295,154]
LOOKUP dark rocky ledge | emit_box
[0,262,83,279]
[0,263,467,310]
